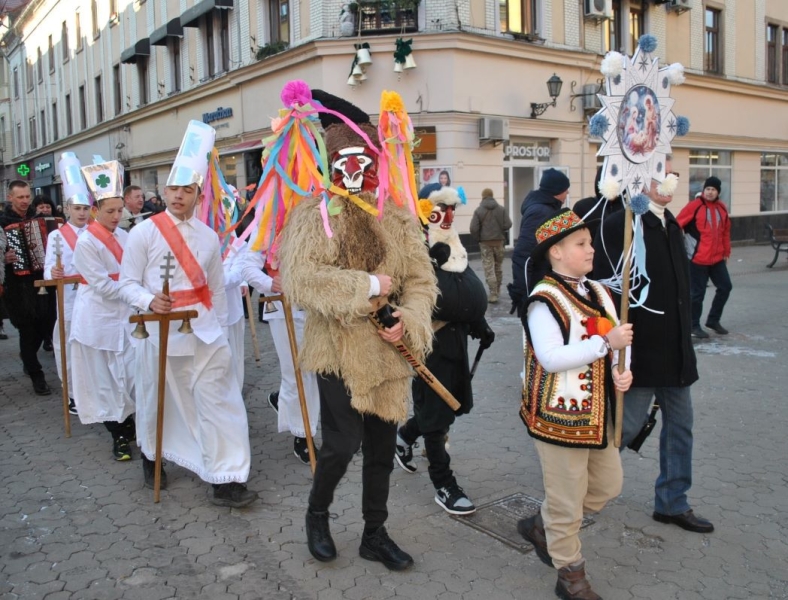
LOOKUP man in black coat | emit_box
[1,181,53,395]
[508,168,569,315]
[592,162,714,534]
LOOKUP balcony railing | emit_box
[357,1,418,35]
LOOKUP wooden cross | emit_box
[129,253,197,503]
[34,235,82,438]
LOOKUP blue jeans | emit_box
[620,386,694,515]
[689,260,732,328]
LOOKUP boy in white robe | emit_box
[221,240,247,392]
[70,159,135,460]
[118,120,257,508]
[44,153,92,415]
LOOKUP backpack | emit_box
[683,202,703,261]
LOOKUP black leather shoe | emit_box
[142,455,168,490]
[517,513,552,566]
[31,373,52,396]
[359,526,414,571]
[305,508,336,562]
[705,322,729,335]
[211,482,258,508]
[653,509,714,533]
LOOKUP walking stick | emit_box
[34,236,81,438]
[244,291,261,362]
[128,252,198,503]
[260,293,316,473]
[469,344,485,380]
[613,206,634,448]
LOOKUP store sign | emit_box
[35,161,53,173]
[504,142,551,159]
[203,106,233,124]
[413,126,437,161]
[17,163,30,176]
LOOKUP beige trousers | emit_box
[533,424,623,569]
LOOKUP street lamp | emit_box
[530,74,563,119]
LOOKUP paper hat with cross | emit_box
[58,152,92,206]
[167,120,216,188]
[81,157,125,203]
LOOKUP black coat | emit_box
[572,196,624,243]
[412,264,488,432]
[593,209,698,388]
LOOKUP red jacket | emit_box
[676,196,731,265]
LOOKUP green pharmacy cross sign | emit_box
[17,163,30,176]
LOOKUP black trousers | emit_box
[399,417,454,490]
[18,320,48,376]
[104,415,135,440]
[309,374,397,530]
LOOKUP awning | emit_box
[150,19,184,46]
[219,139,263,156]
[181,0,234,28]
[120,38,151,64]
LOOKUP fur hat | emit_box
[310,89,378,157]
[481,188,494,198]
[531,208,589,263]
[539,168,570,196]
[703,176,722,194]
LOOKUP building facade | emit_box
[2,0,787,242]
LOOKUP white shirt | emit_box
[222,239,247,326]
[118,209,229,356]
[239,249,306,320]
[44,222,87,320]
[70,226,132,351]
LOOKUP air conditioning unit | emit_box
[478,117,510,143]
[667,0,692,13]
[582,84,602,112]
[584,0,613,20]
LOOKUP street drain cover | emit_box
[451,492,594,554]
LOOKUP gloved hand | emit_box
[470,319,495,350]
[428,242,451,267]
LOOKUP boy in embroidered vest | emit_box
[518,208,633,600]
[44,153,92,416]
[70,159,136,460]
[118,121,257,508]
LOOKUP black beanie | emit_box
[703,176,722,194]
[539,168,570,196]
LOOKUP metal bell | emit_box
[131,321,150,339]
[404,54,417,69]
[37,286,48,295]
[177,318,194,334]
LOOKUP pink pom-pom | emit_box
[281,80,312,108]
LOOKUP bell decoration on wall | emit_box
[394,38,415,78]
[355,42,372,67]
[347,55,362,87]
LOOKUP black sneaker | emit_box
[113,436,132,461]
[294,436,312,464]
[211,482,258,508]
[435,483,476,515]
[394,432,417,473]
[68,398,78,415]
[705,322,729,335]
[359,526,414,571]
[31,373,52,396]
[142,455,168,490]
[268,391,279,413]
[691,327,709,339]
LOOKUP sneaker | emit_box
[268,391,279,413]
[142,455,168,490]
[294,436,312,464]
[31,372,52,396]
[359,526,414,571]
[394,432,417,473]
[435,483,476,515]
[68,398,78,415]
[112,436,132,461]
[0,326,7,340]
[211,482,258,508]
[705,321,729,335]
[691,327,709,339]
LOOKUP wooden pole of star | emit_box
[34,235,82,438]
[128,252,198,503]
[613,204,634,449]
[259,293,316,474]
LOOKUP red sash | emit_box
[59,223,79,251]
[151,213,213,310]
[79,273,119,285]
[87,222,123,266]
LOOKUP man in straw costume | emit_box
[119,120,257,508]
[44,152,92,415]
[70,159,136,459]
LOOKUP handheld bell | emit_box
[177,317,194,334]
[132,320,150,339]
[37,286,48,295]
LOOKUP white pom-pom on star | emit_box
[666,63,685,85]
[599,176,621,200]
[601,52,625,78]
[657,173,679,196]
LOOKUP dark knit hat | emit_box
[539,168,570,196]
[703,176,722,194]
[481,188,494,198]
[310,89,378,157]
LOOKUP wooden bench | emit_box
[766,224,788,268]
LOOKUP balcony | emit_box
[355,1,419,35]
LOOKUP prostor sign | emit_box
[504,143,551,159]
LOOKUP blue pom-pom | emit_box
[676,116,690,136]
[638,34,657,53]
[589,113,610,138]
[630,193,650,215]
[457,187,467,205]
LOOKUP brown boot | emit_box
[516,513,552,566]
[555,561,601,600]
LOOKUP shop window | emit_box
[269,0,290,45]
[704,6,721,74]
[760,153,788,212]
[358,0,418,35]
[500,0,539,36]
[689,149,731,209]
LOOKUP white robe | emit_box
[240,249,319,438]
[222,240,247,392]
[70,226,135,424]
[44,222,87,387]
[118,210,251,484]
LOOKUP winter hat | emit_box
[481,188,494,198]
[531,208,589,263]
[703,176,722,194]
[539,168,570,196]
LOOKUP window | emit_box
[783,30,788,85]
[48,35,54,73]
[26,59,33,91]
[40,109,46,145]
[170,39,182,92]
[689,149,732,209]
[29,116,37,150]
[704,7,721,74]
[65,94,73,135]
[95,75,103,123]
[767,24,778,83]
[91,0,99,39]
[13,67,19,99]
[52,102,59,142]
[219,9,230,72]
[37,48,42,83]
[269,0,290,43]
[604,0,623,53]
[113,64,122,115]
[78,85,86,130]
[761,153,788,212]
[138,60,149,105]
[0,116,5,152]
[109,0,118,20]
[16,122,22,154]
[76,12,83,51]
[358,0,416,34]
[205,16,215,76]
[62,20,70,61]
[500,0,538,35]
[628,0,644,55]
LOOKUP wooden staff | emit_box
[613,206,634,448]
[260,293,316,473]
[244,291,261,362]
[34,236,82,438]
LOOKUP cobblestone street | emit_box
[1,246,787,600]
